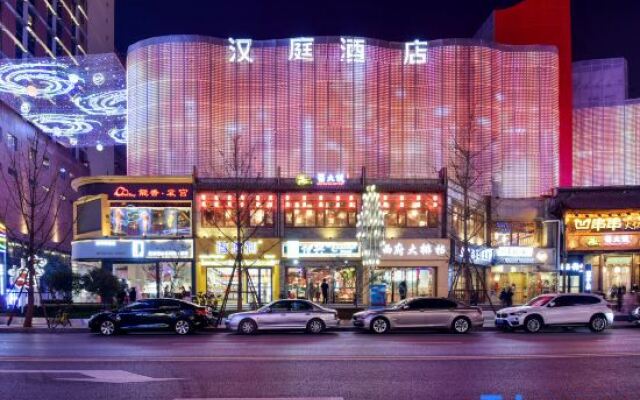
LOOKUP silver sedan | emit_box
[352,297,484,334]
[225,299,340,334]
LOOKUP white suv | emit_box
[495,293,614,333]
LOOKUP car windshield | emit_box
[526,295,555,307]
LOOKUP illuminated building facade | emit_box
[0,0,91,60]
[127,35,559,199]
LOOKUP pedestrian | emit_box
[308,282,316,302]
[617,286,624,312]
[129,287,137,303]
[116,288,126,307]
[499,287,507,307]
[398,280,408,300]
[506,286,514,307]
[321,278,329,304]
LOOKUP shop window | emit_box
[284,193,358,228]
[111,206,192,237]
[492,221,538,247]
[381,193,441,228]
[200,193,274,228]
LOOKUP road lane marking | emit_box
[0,369,182,383]
[1,352,640,363]
[174,398,343,400]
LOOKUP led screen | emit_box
[110,207,191,237]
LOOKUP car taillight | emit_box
[196,308,207,316]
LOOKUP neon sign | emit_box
[380,239,449,260]
[403,40,429,65]
[295,174,313,187]
[567,211,640,233]
[316,173,345,186]
[112,186,191,200]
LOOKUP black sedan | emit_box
[88,298,214,336]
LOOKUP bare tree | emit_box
[205,132,278,314]
[446,108,492,306]
[0,132,74,327]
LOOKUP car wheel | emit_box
[589,314,607,333]
[306,319,325,334]
[238,319,257,335]
[371,317,390,334]
[524,316,543,333]
[174,319,192,335]
[99,320,116,336]
[451,317,471,334]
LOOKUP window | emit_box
[284,193,358,227]
[124,301,150,311]
[7,134,17,151]
[574,295,600,305]
[408,299,431,310]
[492,221,538,247]
[270,301,291,312]
[430,299,458,309]
[381,193,441,228]
[553,296,578,307]
[111,206,192,237]
[291,301,312,311]
[200,193,274,228]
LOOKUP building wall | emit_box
[0,0,89,59]
[573,100,640,187]
[573,58,627,108]
[85,0,113,53]
[0,100,88,252]
[494,0,572,187]
[127,35,559,199]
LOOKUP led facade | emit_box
[573,101,640,187]
[127,36,559,198]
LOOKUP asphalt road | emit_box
[1,328,639,400]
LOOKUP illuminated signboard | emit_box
[380,239,449,260]
[72,239,194,260]
[493,247,554,265]
[112,186,190,200]
[566,211,640,233]
[455,245,493,266]
[283,241,359,259]
[0,222,6,295]
[566,234,640,251]
[295,174,313,187]
[215,241,260,256]
[316,173,345,186]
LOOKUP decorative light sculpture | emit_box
[0,62,81,98]
[357,184,386,269]
[71,89,126,116]
[108,127,127,144]
[27,114,101,137]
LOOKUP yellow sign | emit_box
[295,174,313,186]
[566,211,640,233]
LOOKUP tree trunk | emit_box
[23,257,36,328]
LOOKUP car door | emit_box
[156,299,182,328]
[289,300,314,328]
[118,301,152,329]
[426,299,459,328]
[544,295,576,325]
[394,299,424,327]
[258,300,291,329]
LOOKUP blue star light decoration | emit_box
[0,53,126,147]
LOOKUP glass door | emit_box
[113,263,159,299]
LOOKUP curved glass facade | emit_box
[127,36,558,198]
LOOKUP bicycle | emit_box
[48,307,72,330]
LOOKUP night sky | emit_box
[115,0,640,98]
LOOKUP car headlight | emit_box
[510,310,527,316]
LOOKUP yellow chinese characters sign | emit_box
[565,211,640,234]
[565,210,640,250]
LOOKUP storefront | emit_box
[489,246,557,304]
[196,238,281,307]
[564,210,640,297]
[372,239,450,304]
[72,238,195,302]
[282,240,360,304]
[70,176,196,302]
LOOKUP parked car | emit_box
[630,306,640,325]
[352,297,484,334]
[225,299,340,334]
[495,293,614,333]
[89,298,214,336]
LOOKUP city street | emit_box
[0,328,639,400]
